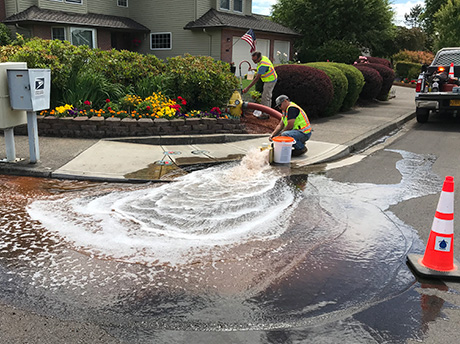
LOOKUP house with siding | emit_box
[1,0,299,71]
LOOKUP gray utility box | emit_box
[0,62,27,130]
[7,69,51,112]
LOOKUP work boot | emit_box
[292,146,308,157]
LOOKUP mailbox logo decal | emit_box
[35,77,45,96]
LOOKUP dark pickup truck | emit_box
[415,47,460,123]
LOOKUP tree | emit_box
[404,4,424,28]
[393,26,427,52]
[421,0,448,35]
[271,0,394,61]
[433,0,460,50]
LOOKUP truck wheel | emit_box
[416,108,429,123]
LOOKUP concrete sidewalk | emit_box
[0,86,416,182]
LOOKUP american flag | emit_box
[241,29,256,53]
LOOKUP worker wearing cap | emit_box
[269,95,311,156]
[242,51,278,119]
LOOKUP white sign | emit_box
[434,236,452,252]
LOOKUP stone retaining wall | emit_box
[8,115,247,138]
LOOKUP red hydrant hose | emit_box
[244,102,282,120]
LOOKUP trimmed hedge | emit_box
[330,62,365,111]
[306,62,348,117]
[366,56,392,69]
[354,65,382,100]
[364,63,395,101]
[395,61,422,80]
[272,64,334,119]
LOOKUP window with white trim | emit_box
[117,0,128,7]
[65,0,82,4]
[234,0,243,12]
[52,27,66,41]
[71,27,96,48]
[150,32,172,50]
[220,0,230,10]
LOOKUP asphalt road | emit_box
[327,113,460,344]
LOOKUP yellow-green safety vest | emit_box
[257,56,277,82]
[282,102,311,134]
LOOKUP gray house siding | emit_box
[6,0,37,16]
[37,0,87,15]
[87,0,131,17]
[131,0,222,60]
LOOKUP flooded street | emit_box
[0,149,456,343]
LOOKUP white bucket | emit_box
[272,136,295,164]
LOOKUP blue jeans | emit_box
[280,130,311,150]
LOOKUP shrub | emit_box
[273,64,334,119]
[354,65,383,100]
[306,62,348,116]
[0,24,12,46]
[61,69,127,109]
[164,54,238,111]
[330,62,365,111]
[392,50,434,65]
[395,61,422,80]
[367,56,392,69]
[90,49,165,86]
[364,62,395,101]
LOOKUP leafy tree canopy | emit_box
[271,0,394,60]
[434,0,460,50]
[421,0,448,34]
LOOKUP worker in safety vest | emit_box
[269,95,311,156]
[242,51,278,119]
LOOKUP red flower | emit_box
[106,99,110,103]
[169,104,181,110]
[211,107,221,114]
[182,100,187,105]
[146,106,151,111]
[108,107,112,111]
[84,100,91,106]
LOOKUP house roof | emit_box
[3,5,150,32]
[184,9,300,36]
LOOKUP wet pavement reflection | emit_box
[0,149,456,343]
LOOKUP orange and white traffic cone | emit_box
[407,176,460,280]
[449,63,455,78]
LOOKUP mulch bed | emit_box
[240,111,279,134]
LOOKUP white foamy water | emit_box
[28,149,299,265]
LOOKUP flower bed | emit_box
[11,91,247,138]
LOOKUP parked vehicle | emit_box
[415,47,460,123]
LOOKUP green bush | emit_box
[330,62,364,111]
[0,24,12,46]
[164,54,238,111]
[306,62,348,116]
[90,49,165,86]
[3,38,238,111]
[395,61,422,80]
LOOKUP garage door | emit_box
[273,40,290,64]
[232,38,270,76]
